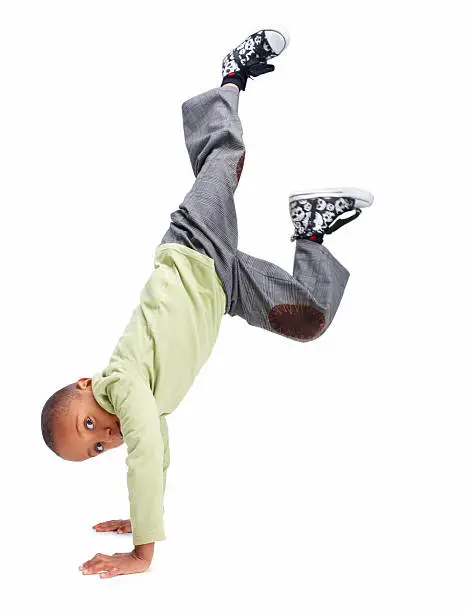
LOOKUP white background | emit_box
[1,1,464,610]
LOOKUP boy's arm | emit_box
[80,372,166,578]
[112,372,167,545]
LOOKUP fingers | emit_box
[80,554,118,576]
[100,568,120,579]
[92,520,120,532]
[80,552,106,569]
[92,520,131,533]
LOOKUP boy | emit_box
[41,28,374,579]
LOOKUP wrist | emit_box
[133,542,154,565]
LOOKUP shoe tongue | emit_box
[249,63,275,77]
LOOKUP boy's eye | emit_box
[85,417,94,430]
[96,442,104,453]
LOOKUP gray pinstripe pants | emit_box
[160,86,350,342]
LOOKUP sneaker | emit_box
[221,29,290,90]
[289,187,374,243]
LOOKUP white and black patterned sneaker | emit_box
[221,29,290,90]
[289,187,374,243]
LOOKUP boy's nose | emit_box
[105,426,122,444]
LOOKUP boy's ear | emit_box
[76,377,92,390]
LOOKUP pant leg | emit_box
[159,85,349,342]
[229,240,350,342]
[292,239,350,329]
[159,85,245,314]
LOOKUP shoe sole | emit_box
[289,187,374,209]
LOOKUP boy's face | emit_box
[53,378,124,461]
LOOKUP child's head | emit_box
[41,377,124,461]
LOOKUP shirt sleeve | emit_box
[108,373,166,546]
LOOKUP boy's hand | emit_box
[79,549,151,579]
[92,519,132,534]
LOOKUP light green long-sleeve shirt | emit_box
[91,243,226,545]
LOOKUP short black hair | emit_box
[41,383,77,455]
